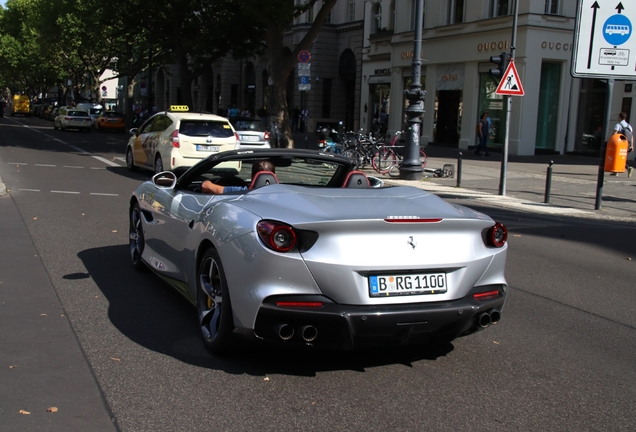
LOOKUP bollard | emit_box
[457,152,463,187]
[544,160,553,204]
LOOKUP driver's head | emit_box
[251,160,275,177]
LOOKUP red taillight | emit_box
[488,222,507,247]
[65,116,72,120]
[257,220,297,252]
[171,130,180,148]
[276,301,323,308]
[473,290,500,301]
[264,131,270,141]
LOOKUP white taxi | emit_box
[125,106,240,174]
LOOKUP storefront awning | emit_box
[367,75,391,84]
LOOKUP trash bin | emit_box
[604,133,629,172]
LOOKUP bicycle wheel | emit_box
[372,147,397,174]
[419,148,427,168]
[342,148,363,169]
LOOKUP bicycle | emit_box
[371,131,428,175]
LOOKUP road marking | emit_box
[51,190,80,194]
[35,164,56,167]
[18,189,41,192]
[8,119,123,168]
[7,162,27,165]
[90,193,119,196]
[91,167,107,170]
[63,165,84,169]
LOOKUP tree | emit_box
[243,0,337,148]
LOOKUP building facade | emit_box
[128,0,634,158]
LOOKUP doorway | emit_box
[435,90,461,145]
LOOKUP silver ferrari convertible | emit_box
[129,149,508,353]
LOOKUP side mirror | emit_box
[152,171,177,189]
[129,128,139,136]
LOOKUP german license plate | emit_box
[369,273,447,297]
[196,145,219,152]
[241,135,259,141]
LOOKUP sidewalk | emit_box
[382,145,636,222]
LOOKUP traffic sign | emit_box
[572,1,636,79]
[495,59,525,96]
[299,76,311,91]
[298,63,311,76]
[298,50,311,63]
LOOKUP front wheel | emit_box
[126,147,138,171]
[154,155,164,174]
[197,248,234,354]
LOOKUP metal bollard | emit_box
[544,160,553,204]
[457,152,463,187]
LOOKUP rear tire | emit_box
[154,155,164,174]
[197,248,234,354]
[126,147,138,171]
[129,203,146,270]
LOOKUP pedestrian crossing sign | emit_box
[495,59,525,96]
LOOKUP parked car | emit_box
[128,148,509,354]
[95,111,125,132]
[229,116,271,150]
[75,103,103,127]
[47,107,60,121]
[53,107,92,131]
[125,105,240,174]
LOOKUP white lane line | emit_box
[18,189,41,192]
[15,123,123,168]
[7,162,28,165]
[90,193,119,196]
[35,164,56,167]
[51,190,80,194]
[63,165,84,169]
[90,167,107,170]
[92,156,120,167]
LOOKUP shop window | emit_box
[448,0,464,24]
[545,0,560,15]
[490,0,510,17]
[478,73,505,147]
[535,62,561,152]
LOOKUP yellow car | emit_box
[125,106,241,174]
[11,95,30,116]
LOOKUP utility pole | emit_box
[399,0,426,180]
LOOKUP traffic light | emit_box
[489,52,509,80]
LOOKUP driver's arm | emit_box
[201,180,226,194]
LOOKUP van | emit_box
[11,95,30,116]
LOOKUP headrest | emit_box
[249,171,279,189]
[342,170,370,188]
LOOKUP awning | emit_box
[367,75,391,84]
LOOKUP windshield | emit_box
[179,120,234,138]
[90,108,103,115]
[231,119,265,132]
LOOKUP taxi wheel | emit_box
[154,156,164,174]
[126,148,138,172]
[197,248,234,354]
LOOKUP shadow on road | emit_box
[76,244,454,377]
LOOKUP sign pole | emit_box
[595,77,614,210]
[499,0,519,195]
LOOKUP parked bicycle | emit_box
[371,131,428,175]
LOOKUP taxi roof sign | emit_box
[169,105,190,112]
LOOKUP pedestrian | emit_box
[475,112,490,156]
[614,112,634,177]
[291,107,300,133]
[301,108,309,132]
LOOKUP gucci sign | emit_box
[477,41,509,51]
[541,41,570,50]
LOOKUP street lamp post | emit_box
[399,0,426,180]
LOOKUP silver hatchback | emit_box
[230,117,271,149]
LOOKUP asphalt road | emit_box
[1,115,635,431]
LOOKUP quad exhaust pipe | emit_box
[274,324,318,342]
[478,310,501,328]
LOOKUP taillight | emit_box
[171,130,180,148]
[276,301,323,308]
[487,222,507,247]
[264,131,270,141]
[235,132,241,149]
[65,116,72,120]
[257,220,297,252]
[473,290,500,301]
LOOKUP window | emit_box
[448,0,464,24]
[390,1,396,30]
[373,3,382,33]
[490,0,510,17]
[307,5,314,23]
[545,0,560,15]
[348,0,355,22]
